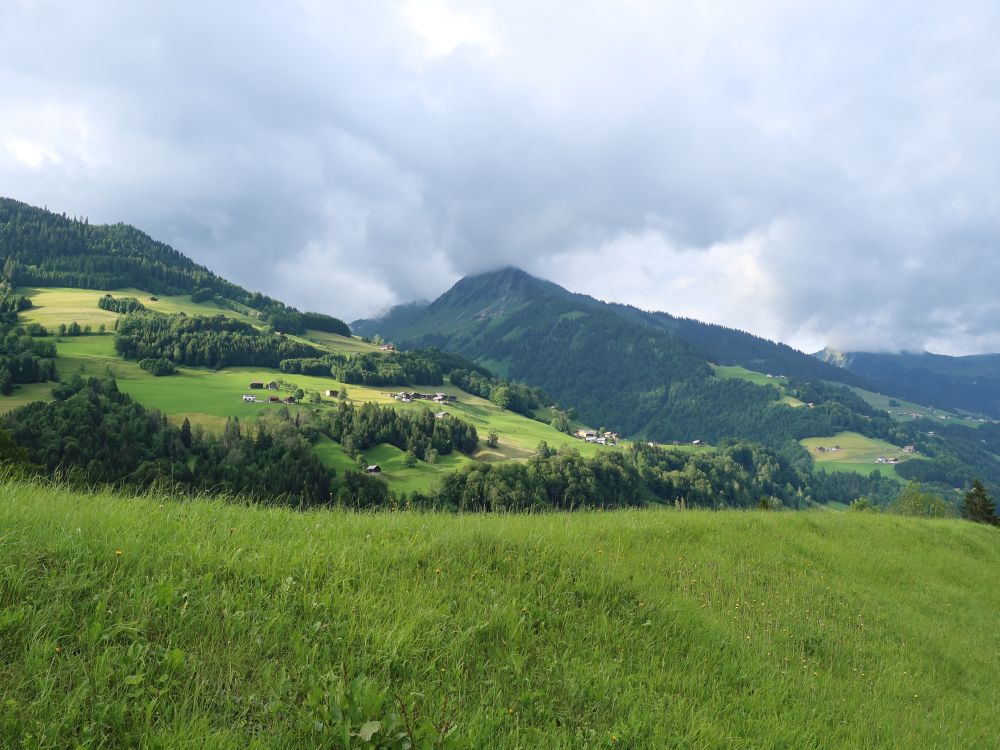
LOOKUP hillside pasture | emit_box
[801,431,908,478]
[18,286,263,330]
[1,479,998,748]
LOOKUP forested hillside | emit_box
[0,198,349,336]
[353,269,870,446]
[816,347,1000,418]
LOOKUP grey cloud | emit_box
[1,1,999,349]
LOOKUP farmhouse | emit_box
[692,440,702,446]
[434,411,450,420]
[268,396,281,403]
[267,382,279,390]
[379,344,395,351]
[324,389,336,397]
[365,465,381,474]
[283,396,296,404]
[241,394,257,403]
[903,445,916,453]
[575,429,596,439]
[249,381,264,389]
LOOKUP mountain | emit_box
[353,268,879,446]
[815,348,1000,418]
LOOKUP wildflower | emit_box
[55,646,62,654]
[115,549,122,557]
[435,568,442,574]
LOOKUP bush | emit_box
[138,358,178,376]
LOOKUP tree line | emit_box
[114,312,323,369]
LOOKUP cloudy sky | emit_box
[2,1,999,354]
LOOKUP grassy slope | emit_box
[712,364,806,407]
[800,431,908,479]
[1,479,998,748]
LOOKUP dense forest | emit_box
[0,282,56,393]
[0,198,350,336]
[114,312,323,368]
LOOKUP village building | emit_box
[283,396,296,404]
[434,411,449,420]
[903,445,916,453]
[575,429,596,439]
[267,381,279,390]
[242,394,257,402]
[365,465,381,474]
[324,389,336,397]
[268,396,281,403]
[249,381,264,389]
[692,439,702,446]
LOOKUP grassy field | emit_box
[801,431,909,478]
[19,287,262,329]
[712,365,808,408]
[0,478,997,748]
[314,438,475,494]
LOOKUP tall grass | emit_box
[0,477,997,748]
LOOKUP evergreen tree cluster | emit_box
[323,400,479,460]
[114,312,323,369]
[97,294,145,314]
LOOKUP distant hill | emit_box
[815,348,1000,419]
[353,268,877,446]
[0,197,349,336]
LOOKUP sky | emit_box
[2,1,999,355]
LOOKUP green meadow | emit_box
[1,477,998,748]
[800,431,909,478]
[712,365,806,407]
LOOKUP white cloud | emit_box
[1,1,999,352]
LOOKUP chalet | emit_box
[379,344,395,351]
[249,381,264,389]
[268,396,281,403]
[434,411,450,420]
[365,465,381,474]
[324,389,336,397]
[283,396,296,404]
[410,392,430,400]
[603,431,619,443]
[875,456,887,464]
[242,394,257,403]
[887,457,900,464]
[433,393,448,402]
[575,429,596,439]
[596,437,607,445]
[692,439,702,446]
[903,445,916,453]
[267,381,279,390]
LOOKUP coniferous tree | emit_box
[961,480,998,525]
